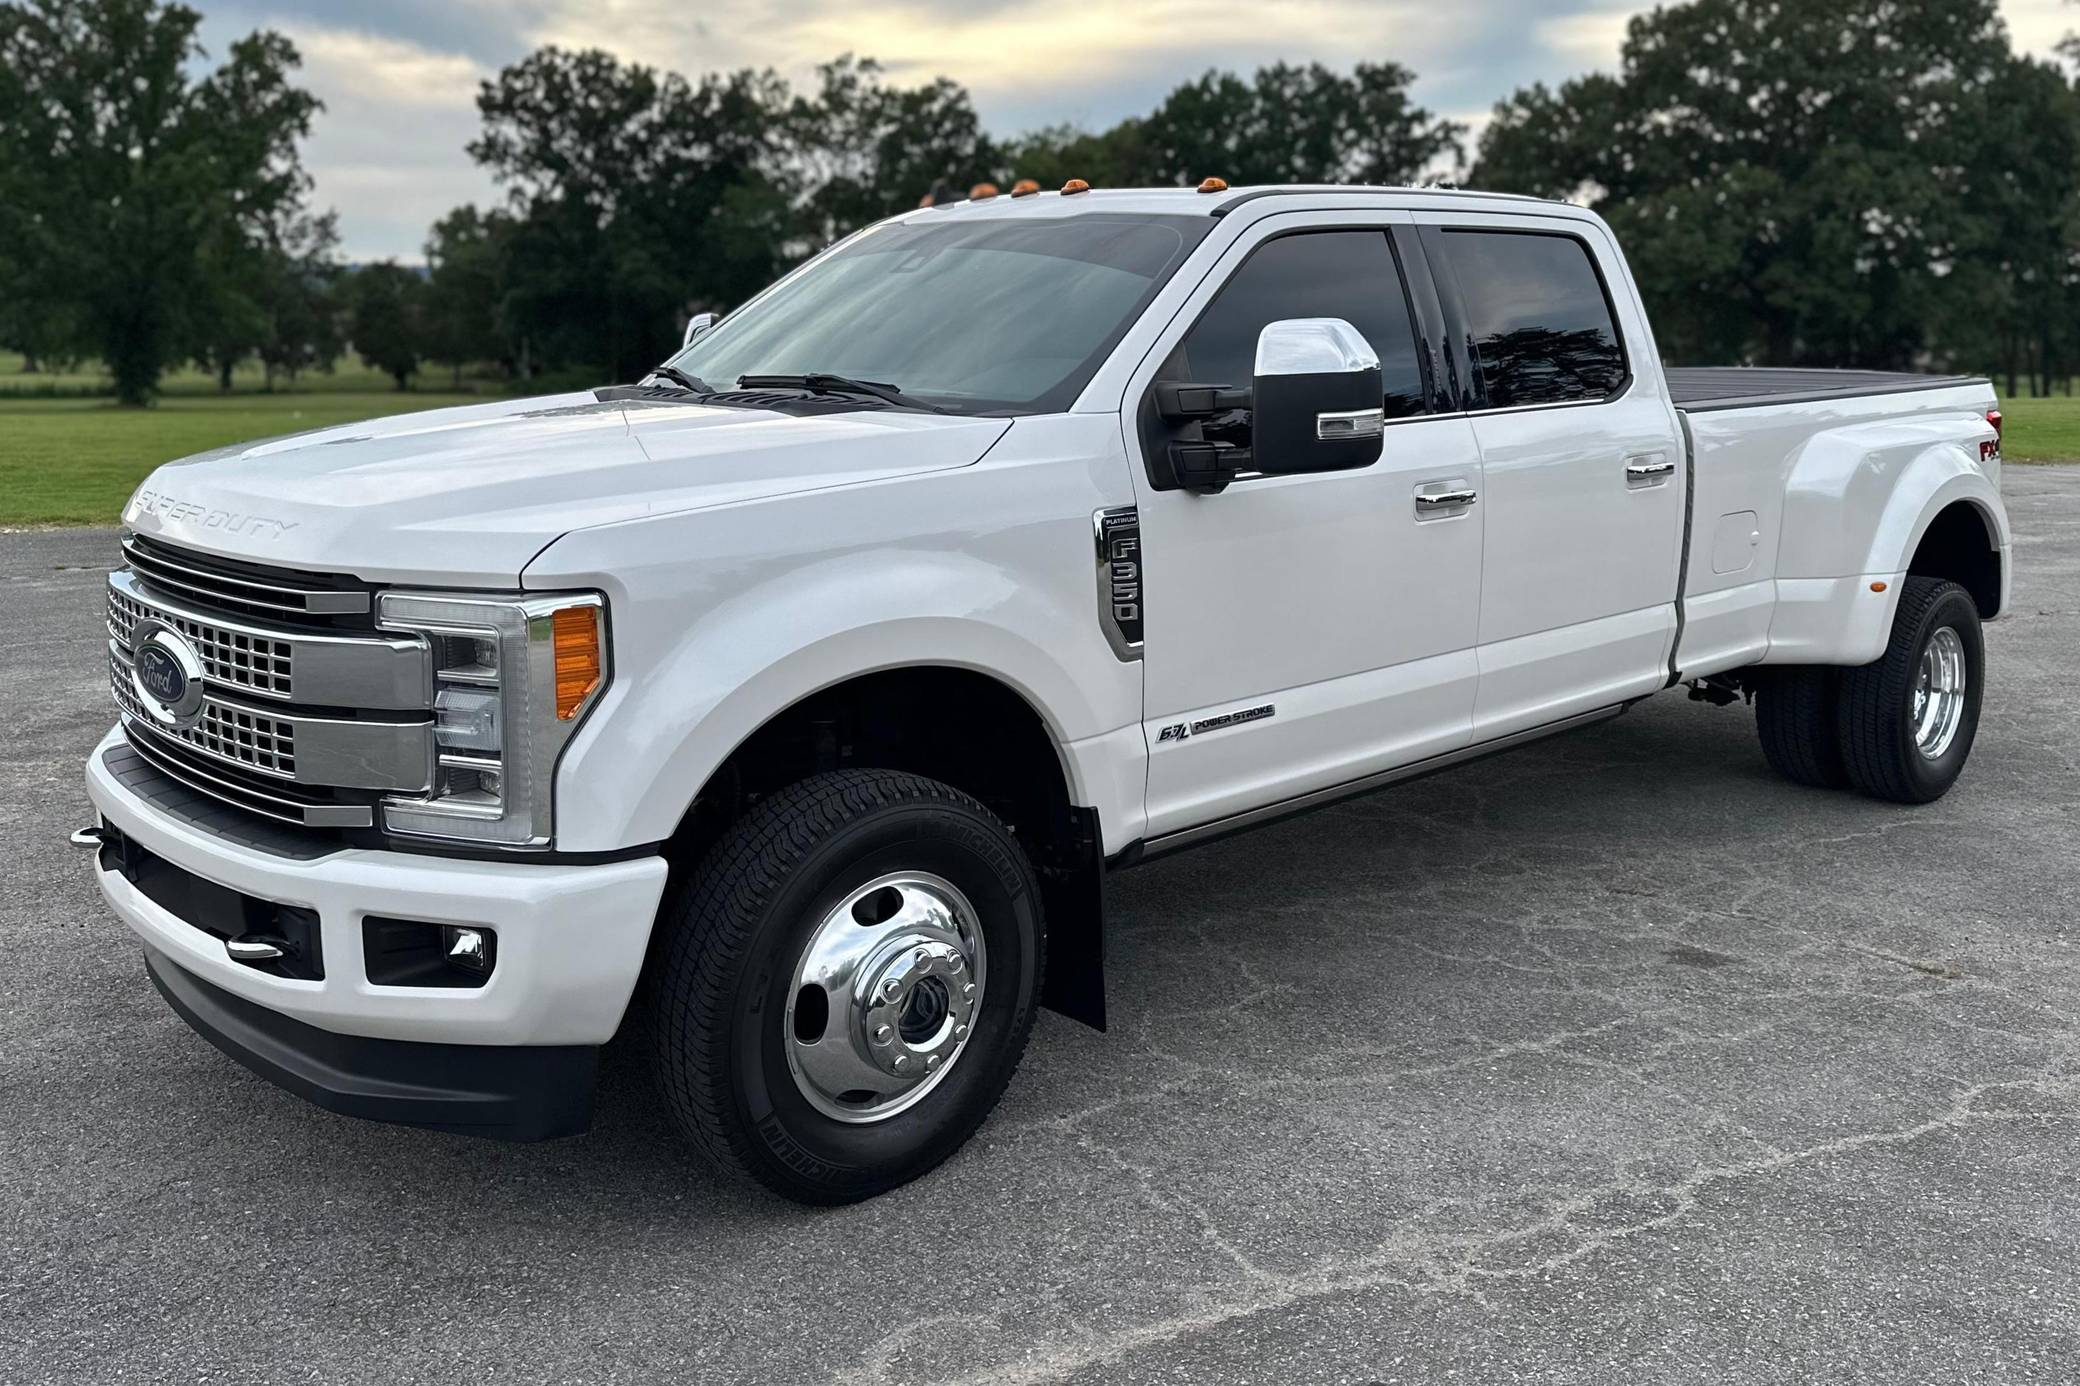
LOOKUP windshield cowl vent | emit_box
[599,385,900,416]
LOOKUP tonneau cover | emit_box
[1667,367,1986,412]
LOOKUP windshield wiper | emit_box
[645,364,714,395]
[737,373,950,414]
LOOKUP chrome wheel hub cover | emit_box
[1912,625,1968,761]
[784,871,985,1124]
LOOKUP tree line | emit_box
[1,0,2074,405]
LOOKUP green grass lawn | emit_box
[1996,391,2080,464]
[0,351,491,398]
[0,391,486,526]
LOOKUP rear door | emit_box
[1413,214,1685,738]
[1124,212,1486,840]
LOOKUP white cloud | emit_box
[1535,6,1634,70]
[2001,0,2078,57]
[278,25,500,261]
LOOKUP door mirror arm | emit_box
[1155,381,1252,420]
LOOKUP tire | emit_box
[1837,577,1985,804]
[650,769,1044,1203]
[1755,667,1849,789]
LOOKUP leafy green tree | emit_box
[256,212,344,388]
[1135,62,1463,186]
[346,261,427,390]
[423,206,512,387]
[1471,0,2072,373]
[1001,121,1153,192]
[1004,63,1459,194]
[468,47,795,380]
[790,55,1000,239]
[0,2,323,402]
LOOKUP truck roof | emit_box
[899,184,1572,224]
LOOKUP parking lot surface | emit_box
[4,468,2078,1385]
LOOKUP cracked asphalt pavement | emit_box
[4,468,2078,1385]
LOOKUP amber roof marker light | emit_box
[1010,178,1040,197]
[969,182,1000,200]
[1061,178,1090,194]
[1197,176,1229,193]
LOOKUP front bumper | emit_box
[85,726,669,1051]
[144,946,599,1139]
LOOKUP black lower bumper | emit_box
[144,948,599,1141]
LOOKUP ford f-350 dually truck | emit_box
[82,184,2009,1202]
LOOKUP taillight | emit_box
[1987,408,2003,441]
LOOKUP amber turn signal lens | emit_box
[1061,178,1090,194]
[1197,176,1228,193]
[551,605,603,719]
[1870,581,1889,593]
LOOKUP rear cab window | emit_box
[1429,229,1628,409]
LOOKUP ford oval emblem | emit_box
[130,622,207,729]
[136,645,186,704]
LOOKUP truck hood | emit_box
[122,392,1013,587]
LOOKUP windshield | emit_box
[666,213,1207,415]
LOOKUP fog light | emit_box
[444,925,494,975]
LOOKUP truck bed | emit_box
[1667,367,1987,413]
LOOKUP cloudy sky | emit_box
[191,0,2078,261]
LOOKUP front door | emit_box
[1125,215,1487,841]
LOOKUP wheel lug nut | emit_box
[962,982,976,997]
[926,1054,941,1070]
[883,979,901,998]
[948,956,964,973]
[953,1024,968,1040]
[873,1025,892,1045]
[914,947,928,963]
[892,1054,908,1070]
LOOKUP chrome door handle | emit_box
[1626,459,1675,478]
[1415,489,1478,510]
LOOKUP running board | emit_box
[1124,704,1630,864]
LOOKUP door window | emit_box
[1438,230,1627,408]
[1177,231,1428,419]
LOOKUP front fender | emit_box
[524,422,1147,854]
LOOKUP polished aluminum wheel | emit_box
[1911,626,1968,760]
[784,871,986,1124]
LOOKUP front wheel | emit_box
[1837,577,1985,804]
[650,770,1043,1203]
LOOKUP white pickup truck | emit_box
[83,184,2010,1203]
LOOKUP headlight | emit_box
[376,591,608,847]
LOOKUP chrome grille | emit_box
[111,648,298,778]
[108,579,293,698]
[121,721,374,829]
[122,533,371,618]
[107,537,438,831]
[106,568,429,709]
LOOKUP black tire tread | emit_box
[1837,576,1974,804]
[650,768,1040,1199]
[1755,667,1848,789]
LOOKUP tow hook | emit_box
[225,938,289,963]
[70,826,105,850]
